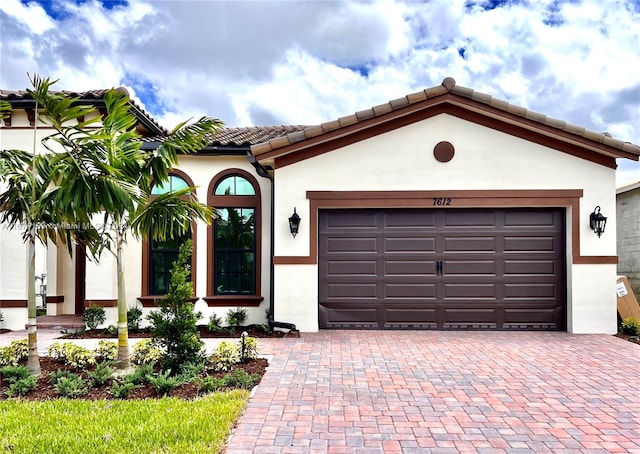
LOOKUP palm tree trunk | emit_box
[27,230,41,376]
[116,229,130,368]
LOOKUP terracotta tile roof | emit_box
[138,125,309,149]
[2,88,307,148]
[1,87,167,135]
[251,77,640,161]
[213,125,309,146]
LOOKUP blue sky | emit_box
[1,0,639,185]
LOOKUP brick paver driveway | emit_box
[227,331,640,453]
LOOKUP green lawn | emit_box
[0,390,249,454]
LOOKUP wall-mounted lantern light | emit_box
[288,207,301,238]
[589,206,607,238]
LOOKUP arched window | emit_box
[151,174,190,195]
[205,169,263,306]
[140,170,197,305]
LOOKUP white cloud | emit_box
[1,0,639,183]
[0,0,55,35]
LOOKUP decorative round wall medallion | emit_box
[434,141,455,162]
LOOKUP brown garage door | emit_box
[318,208,565,330]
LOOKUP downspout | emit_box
[248,155,297,332]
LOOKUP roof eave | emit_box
[252,94,639,165]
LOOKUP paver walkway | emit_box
[227,331,640,453]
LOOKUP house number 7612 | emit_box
[432,197,452,206]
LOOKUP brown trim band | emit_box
[573,256,618,264]
[0,299,28,308]
[84,299,118,308]
[46,295,64,304]
[202,296,264,307]
[273,256,317,265]
[272,189,616,266]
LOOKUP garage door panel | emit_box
[443,308,498,325]
[443,210,496,227]
[384,237,436,253]
[325,237,378,253]
[504,260,555,275]
[504,283,557,298]
[504,236,556,252]
[444,283,497,298]
[326,283,378,299]
[319,305,379,328]
[383,211,436,228]
[504,211,557,227]
[385,259,435,275]
[326,260,378,276]
[325,211,378,229]
[319,208,565,331]
[503,307,562,328]
[383,308,437,328]
[384,283,436,298]
[444,237,496,252]
[444,260,496,275]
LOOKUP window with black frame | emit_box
[214,207,255,294]
[212,174,258,295]
[148,173,193,295]
[149,229,191,294]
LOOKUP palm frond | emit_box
[128,188,213,242]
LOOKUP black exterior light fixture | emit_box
[589,206,607,238]
[288,207,301,238]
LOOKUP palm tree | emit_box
[0,151,85,375]
[27,75,222,368]
[0,95,96,376]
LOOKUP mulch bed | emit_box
[0,356,268,401]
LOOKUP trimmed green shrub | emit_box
[48,342,96,369]
[131,339,164,366]
[49,369,77,385]
[104,324,118,336]
[94,340,118,363]
[179,361,205,381]
[0,365,30,383]
[5,376,37,397]
[148,370,185,396]
[127,306,143,331]
[124,363,154,386]
[88,362,113,388]
[54,373,88,398]
[82,304,106,330]
[198,376,226,394]
[211,341,239,372]
[223,369,260,390]
[110,380,137,399]
[207,313,223,333]
[226,308,248,328]
[0,339,29,367]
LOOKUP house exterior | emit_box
[2,77,639,334]
[616,181,640,297]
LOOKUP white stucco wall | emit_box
[272,114,618,333]
[1,114,272,329]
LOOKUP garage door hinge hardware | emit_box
[436,260,443,275]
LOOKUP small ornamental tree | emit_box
[25,75,221,369]
[147,240,204,374]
